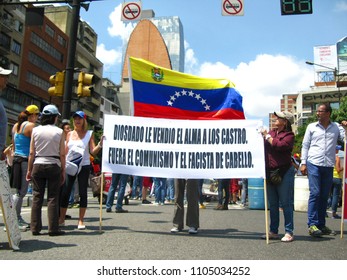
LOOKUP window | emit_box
[57,35,66,47]
[10,63,19,76]
[13,20,24,33]
[45,24,55,38]
[28,51,58,74]
[11,40,21,55]
[26,71,51,92]
[30,32,64,62]
[0,32,11,51]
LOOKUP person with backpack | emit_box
[59,111,104,230]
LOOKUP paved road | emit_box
[1,191,346,260]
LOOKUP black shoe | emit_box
[49,231,65,236]
[32,231,41,236]
[319,226,336,236]
[106,208,112,213]
[65,215,72,219]
[142,199,152,204]
[116,208,128,213]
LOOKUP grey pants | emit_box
[13,160,29,218]
[173,179,199,229]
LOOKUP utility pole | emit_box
[62,0,81,119]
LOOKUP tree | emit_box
[293,115,316,155]
[331,97,347,123]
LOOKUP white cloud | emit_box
[107,4,136,41]
[186,52,313,121]
[335,1,347,11]
[102,7,314,123]
[184,41,199,74]
[96,43,122,71]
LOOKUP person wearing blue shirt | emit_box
[12,104,40,230]
[300,103,346,237]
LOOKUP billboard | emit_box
[337,36,347,75]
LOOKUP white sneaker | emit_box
[170,227,182,233]
[188,227,198,234]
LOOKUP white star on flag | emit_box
[166,89,211,111]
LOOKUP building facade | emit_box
[119,12,185,116]
[44,5,103,126]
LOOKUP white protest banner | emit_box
[0,161,21,250]
[101,115,265,179]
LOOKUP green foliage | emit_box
[331,97,347,123]
[293,115,316,154]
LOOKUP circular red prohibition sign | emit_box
[122,3,141,20]
[223,0,243,15]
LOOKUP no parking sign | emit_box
[222,0,244,16]
[121,2,142,22]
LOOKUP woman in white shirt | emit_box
[26,105,65,236]
[59,111,103,230]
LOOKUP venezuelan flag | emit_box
[129,57,245,120]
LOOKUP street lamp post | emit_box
[305,60,341,106]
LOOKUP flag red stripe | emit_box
[133,102,245,120]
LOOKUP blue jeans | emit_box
[307,161,333,227]
[330,177,342,213]
[153,177,167,203]
[132,176,143,199]
[106,173,129,210]
[166,178,175,201]
[267,166,295,234]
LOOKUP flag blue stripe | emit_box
[132,80,244,113]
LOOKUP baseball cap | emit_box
[73,111,86,119]
[25,105,40,114]
[42,104,61,116]
[336,145,342,150]
[274,111,294,124]
[0,67,12,76]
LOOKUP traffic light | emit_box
[48,71,65,96]
[77,71,95,97]
[280,0,312,16]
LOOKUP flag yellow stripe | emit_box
[129,57,235,90]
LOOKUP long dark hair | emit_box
[40,114,57,125]
[284,120,293,132]
[16,111,29,132]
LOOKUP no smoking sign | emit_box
[222,0,244,16]
[121,2,142,22]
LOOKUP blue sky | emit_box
[78,0,347,122]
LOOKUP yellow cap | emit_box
[25,105,40,114]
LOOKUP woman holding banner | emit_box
[261,111,295,242]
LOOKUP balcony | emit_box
[0,17,14,33]
[86,96,100,106]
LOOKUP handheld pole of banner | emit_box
[99,172,104,232]
[263,177,269,244]
[341,132,346,239]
